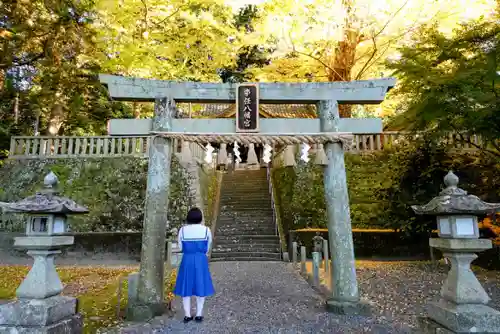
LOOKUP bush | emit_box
[0,157,194,232]
[272,137,500,246]
[380,137,500,234]
[272,151,393,232]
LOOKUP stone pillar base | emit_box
[326,298,372,316]
[126,302,166,322]
[418,317,455,334]
[282,252,290,262]
[0,296,82,334]
[425,300,500,333]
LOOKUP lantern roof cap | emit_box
[411,171,500,216]
[1,171,89,214]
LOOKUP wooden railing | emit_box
[8,132,482,160]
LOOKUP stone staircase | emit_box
[211,168,281,262]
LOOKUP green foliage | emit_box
[273,140,500,237]
[380,137,500,234]
[199,167,220,226]
[386,17,500,156]
[0,157,194,232]
[95,0,240,81]
[378,138,454,234]
[218,5,274,83]
[272,151,393,231]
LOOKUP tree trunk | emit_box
[326,0,359,118]
[46,104,65,136]
[0,70,4,90]
[13,92,19,123]
[133,102,140,118]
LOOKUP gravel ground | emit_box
[112,262,414,334]
[353,260,500,329]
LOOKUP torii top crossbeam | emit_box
[99,74,396,105]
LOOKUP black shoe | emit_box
[183,316,193,323]
[194,316,204,322]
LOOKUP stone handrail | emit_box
[8,132,481,160]
[8,136,205,160]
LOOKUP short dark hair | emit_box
[186,207,203,224]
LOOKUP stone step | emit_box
[220,193,271,204]
[218,208,272,213]
[216,220,274,226]
[219,190,269,196]
[210,251,281,260]
[214,240,280,247]
[222,179,268,184]
[217,223,275,228]
[214,235,280,243]
[219,208,274,213]
[217,216,274,222]
[217,217,274,226]
[218,213,273,218]
[219,204,271,209]
[212,244,281,253]
[216,226,276,232]
[217,226,276,233]
[221,179,268,183]
[216,230,277,236]
[220,192,270,196]
[219,202,271,207]
[223,174,267,179]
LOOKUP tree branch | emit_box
[140,0,149,33]
[352,0,410,80]
[288,31,345,80]
[151,6,185,28]
[0,52,45,70]
[454,129,500,158]
[355,36,377,79]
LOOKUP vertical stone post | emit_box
[323,239,329,276]
[292,241,298,264]
[300,246,307,275]
[132,97,174,321]
[318,100,369,315]
[312,252,320,287]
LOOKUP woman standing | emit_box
[173,207,215,323]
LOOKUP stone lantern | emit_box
[412,171,500,333]
[0,171,89,333]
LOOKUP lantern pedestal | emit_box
[420,238,500,333]
[0,296,83,333]
[0,235,83,333]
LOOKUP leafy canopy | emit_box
[386,16,500,156]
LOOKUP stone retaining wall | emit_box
[0,232,174,264]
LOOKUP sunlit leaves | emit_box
[386,16,500,156]
[94,0,241,81]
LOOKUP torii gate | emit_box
[99,74,396,320]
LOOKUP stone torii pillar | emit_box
[129,97,175,321]
[319,100,370,315]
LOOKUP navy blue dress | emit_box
[173,226,215,297]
